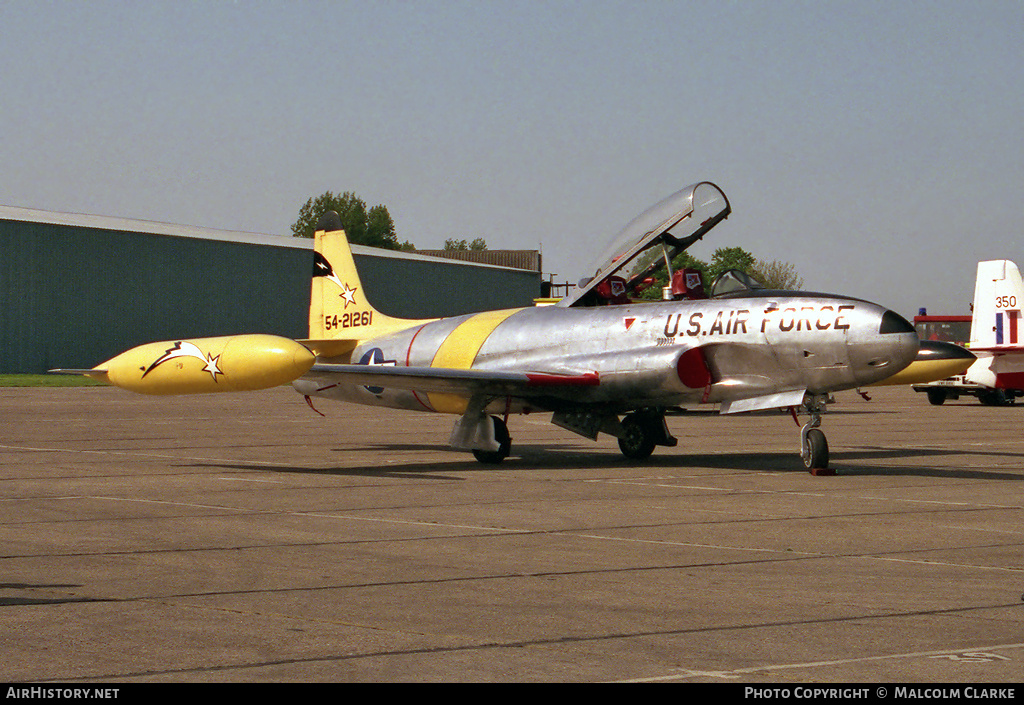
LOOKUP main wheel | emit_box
[618,414,657,460]
[472,416,511,464]
[926,388,946,405]
[802,428,829,470]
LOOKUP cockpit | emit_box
[707,268,765,297]
[559,182,738,308]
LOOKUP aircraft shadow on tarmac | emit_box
[828,446,1024,480]
[0,582,108,607]
[195,442,1024,481]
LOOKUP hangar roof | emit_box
[0,204,296,249]
[0,204,527,272]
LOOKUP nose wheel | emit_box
[801,426,829,470]
[798,394,831,472]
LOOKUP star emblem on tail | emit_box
[338,282,358,308]
[313,252,359,308]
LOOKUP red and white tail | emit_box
[967,260,1024,391]
[970,260,1024,352]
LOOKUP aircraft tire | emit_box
[472,416,511,464]
[618,414,657,461]
[802,428,829,470]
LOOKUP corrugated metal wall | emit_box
[1,218,541,373]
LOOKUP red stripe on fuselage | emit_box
[524,372,600,386]
[406,324,435,412]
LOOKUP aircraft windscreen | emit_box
[709,269,766,297]
[559,182,730,307]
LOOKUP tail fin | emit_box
[970,260,1024,350]
[304,215,433,358]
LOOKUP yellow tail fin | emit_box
[304,219,433,359]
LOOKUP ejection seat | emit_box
[669,268,708,300]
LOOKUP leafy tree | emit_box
[750,259,804,290]
[291,191,413,250]
[444,238,488,251]
[632,245,802,299]
[707,247,756,282]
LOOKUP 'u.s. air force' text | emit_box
[659,304,856,344]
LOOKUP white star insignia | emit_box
[339,282,358,308]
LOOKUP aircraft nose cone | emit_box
[880,308,920,375]
[848,307,920,385]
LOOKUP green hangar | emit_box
[0,206,543,374]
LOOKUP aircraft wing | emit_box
[306,363,600,397]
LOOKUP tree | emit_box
[291,191,413,250]
[749,259,804,290]
[444,238,488,251]
[707,247,756,282]
[632,245,802,299]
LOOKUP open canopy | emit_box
[558,181,731,307]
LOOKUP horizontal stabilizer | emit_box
[298,338,360,358]
[967,345,1024,355]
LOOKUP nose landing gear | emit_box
[798,394,832,474]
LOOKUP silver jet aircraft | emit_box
[55,182,920,470]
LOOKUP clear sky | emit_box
[2,1,1021,316]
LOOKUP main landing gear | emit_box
[798,394,831,473]
[452,396,513,465]
[480,407,680,463]
[472,415,511,464]
[617,409,678,460]
[548,406,677,462]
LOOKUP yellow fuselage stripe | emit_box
[427,309,521,413]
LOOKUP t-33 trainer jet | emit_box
[54,181,924,470]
